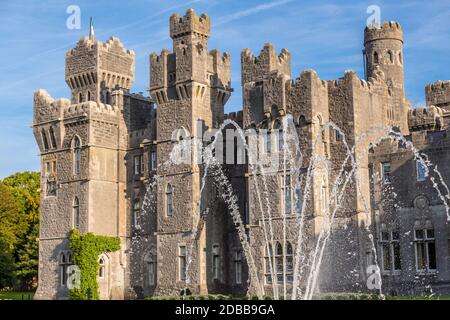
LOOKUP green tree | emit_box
[2,172,40,289]
[0,182,26,250]
[0,239,16,288]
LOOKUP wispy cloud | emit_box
[214,0,295,26]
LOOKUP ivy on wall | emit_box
[68,229,120,300]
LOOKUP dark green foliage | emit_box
[0,239,16,288]
[68,229,120,300]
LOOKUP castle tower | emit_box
[33,34,154,300]
[149,9,232,295]
[65,36,134,104]
[364,21,409,133]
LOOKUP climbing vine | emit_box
[68,229,120,300]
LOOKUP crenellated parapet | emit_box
[425,80,450,110]
[364,21,403,45]
[170,9,210,39]
[241,43,290,84]
[209,50,231,90]
[65,36,135,104]
[408,106,445,132]
[33,89,70,125]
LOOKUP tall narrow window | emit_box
[275,242,283,283]
[87,91,91,101]
[212,244,220,280]
[264,131,271,154]
[388,50,394,63]
[234,250,243,284]
[73,197,80,229]
[166,184,173,216]
[98,257,105,278]
[78,92,83,103]
[60,252,67,286]
[281,175,292,215]
[275,121,284,151]
[133,199,140,227]
[41,129,49,151]
[73,137,81,175]
[146,253,155,286]
[150,151,157,171]
[382,162,391,184]
[374,51,379,64]
[179,245,186,281]
[398,52,403,65]
[416,160,428,182]
[286,242,294,283]
[49,127,57,149]
[295,182,302,215]
[264,244,274,284]
[134,155,144,176]
[415,228,436,272]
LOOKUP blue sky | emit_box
[0,0,449,178]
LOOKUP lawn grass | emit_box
[0,291,35,300]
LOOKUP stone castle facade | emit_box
[32,9,450,299]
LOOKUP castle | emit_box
[32,9,450,299]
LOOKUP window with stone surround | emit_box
[234,250,243,285]
[166,184,173,216]
[98,256,105,279]
[416,159,428,182]
[73,136,81,175]
[379,230,401,273]
[414,228,436,272]
[134,154,144,176]
[264,241,293,285]
[49,127,57,149]
[73,197,80,229]
[133,198,140,227]
[212,244,220,280]
[178,245,186,281]
[381,162,391,184]
[150,150,157,171]
[281,174,292,215]
[374,51,379,64]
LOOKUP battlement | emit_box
[170,9,210,39]
[241,43,291,84]
[408,105,445,131]
[290,69,327,89]
[62,101,119,125]
[33,90,70,125]
[364,21,403,44]
[209,50,232,89]
[66,36,135,92]
[224,111,244,124]
[425,80,450,109]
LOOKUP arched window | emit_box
[133,199,140,227]
[298,115,306,127]
[98,257,105,278]
[73,136,81,175]
[275,242,283,283]
[41,129,49,151]
[388,50,394,63]
[73,197,80,229]
[59,252,67,286]
[145,251,156,286]
[286,242,293,283]
[78,92,83,103]
[166,184,173,216]
[87,91,91,101]
[373,51,379,64]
